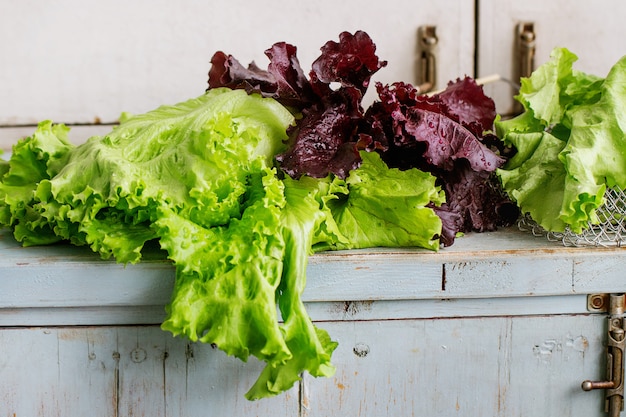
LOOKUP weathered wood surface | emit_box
[2,227,625,325]
[0,226,622,415]
[303,316,606,416]
[0,316,607,417]
[0,326,299,417]
[1,197,615,406]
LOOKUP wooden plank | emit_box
[304,294,592,322]
[0,317,609,416]
[3,227,626,324]
[304,253,443,302]
[115,327,169,416]
[0,294,593,327]
[303,318,509,416]
[573,253,626,294]
[166,334,300,416]
[442,256,574,297]
[0,261,174,308]
[0,305,167,326]
[504,315,606,416]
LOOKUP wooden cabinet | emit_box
[1,227,623,416]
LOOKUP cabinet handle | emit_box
[582,293,625,417]
[416,25,438,93]
[516,22,536,81]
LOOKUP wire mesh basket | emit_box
[517,185,626,247]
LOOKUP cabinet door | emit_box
[477,0,626,115]
[304,315,606,416]
[0,314,607,417]
[0,326,299,417]
[0,0,474,128]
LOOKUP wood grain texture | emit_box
[0,326,299,417]
[303,315,606,416]
[0,316,608,417]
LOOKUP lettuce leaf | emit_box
[363,80,515,245]
[6,89,293,260]
[158,168,341,400]
[496,48,626,233]
[324,151,444,251]
[209,30,388,179]
[160,150,445,400]
[0,120,73,244]
[206,31,515,246]
[1,84,448,400]
[244,174,342,399]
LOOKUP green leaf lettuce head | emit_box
[496,47,626,233]
[0,88,445,400]
[158,150,444,400]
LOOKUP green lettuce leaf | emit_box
[244,174,343,399]
[158,168,294,364]
[324,151,445,251]
[496,48,626,233]
[0,88,446,400]
[3,88,294,261]
[0,121,73,243]
[496,129,569,231]
[160,170,347,400]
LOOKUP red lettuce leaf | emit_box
[207,31,387,180]
[208,43,315,108]
[310,30,387,97]
[360,79,515,245]
[437,77,498,136]
[365,80,503,172]
[275,31,387,179]
[433,164,519,246]
[205,32,517,246]
[275,102,361,179]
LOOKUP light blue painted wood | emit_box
[0,225,622,416]
[0,326,299,417]
[0,295,593,327]
[303,315,606,416]
[3,227,626,320]
[0,318,609,417]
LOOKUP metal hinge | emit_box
[582,293,626,416]
[416,25,438,94]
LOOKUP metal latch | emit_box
[416,25,438,94]
[513,22,536,114]
[516,22,536,81]
[582,293,626,416]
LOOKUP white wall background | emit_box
[2,0,626,151]
[0,0,473,127]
